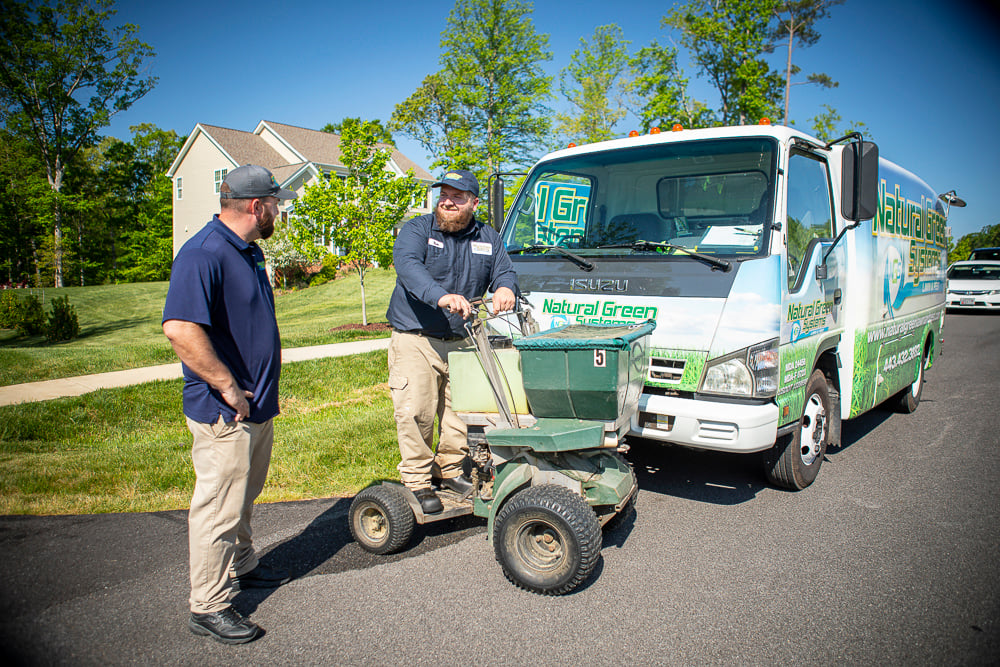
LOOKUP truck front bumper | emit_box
[629,393,779,453]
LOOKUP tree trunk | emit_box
[358,265,368,325]
[49,166,65,288]
[783,26,795,125]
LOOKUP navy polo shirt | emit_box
[163,216,281,424]
[387,213,519,338]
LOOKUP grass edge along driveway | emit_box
[0,352,401,516]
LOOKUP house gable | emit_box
[169,120,434,257]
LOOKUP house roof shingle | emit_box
[259,121,433,181]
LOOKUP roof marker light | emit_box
[759,117,771,125]
[671,124,683,132]
[628,130,639,137]
[568,142,576,148]
[650,127,661,134]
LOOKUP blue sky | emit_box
[107,0,999,241]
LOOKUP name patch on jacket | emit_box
[428,238,444,249]
[471,242,493,255]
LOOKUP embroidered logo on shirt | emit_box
[471,241,492,255]
[428,238,444,249]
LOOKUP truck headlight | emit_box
[701,339,779,398]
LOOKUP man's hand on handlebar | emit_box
[491,286,516,314]
[438,293,473,319]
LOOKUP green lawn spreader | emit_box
[349,304,655,595]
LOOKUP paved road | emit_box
[1,314,998,665]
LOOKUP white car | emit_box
[946,260,1000,310]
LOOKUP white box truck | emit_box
[491,123,953,489]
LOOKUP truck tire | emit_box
[891,343,926,414]
[764,369,831,490]
[493,484,602,595]
[349,484,415,555]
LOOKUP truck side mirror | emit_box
[490,175,505,230]
[841,141,878,221]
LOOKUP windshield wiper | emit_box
[508,244,595,271]
[598,240,732,272]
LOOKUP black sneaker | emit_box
[232,563,291,590]
[189,607,262,644]
[414,487,443,514]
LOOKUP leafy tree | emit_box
[0,0,156,287]
[259,217,314,290]
[809,104,870,142]
[626,40,715,131]
[770,0,842,124]
[322,118,394,145]
[664,0,782,125]
[293,121,425,324]
[949,224,1000,264]
[555,24,631,145]
[0,129,49,285]
[391,0,553,193]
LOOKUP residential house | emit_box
[165,120,435,256]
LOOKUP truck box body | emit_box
[496,125,948,469]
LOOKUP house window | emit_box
[214,169,228,193]
[176,177,183,200]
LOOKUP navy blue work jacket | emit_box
[387,213,518,338]
[162,216,281,424]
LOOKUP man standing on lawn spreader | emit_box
[386,169,518,515]
[163,165,295,645]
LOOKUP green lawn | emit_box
[0,351,399,515]
[0,268,397,386]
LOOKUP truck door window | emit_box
[785,150,834,289]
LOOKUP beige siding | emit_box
[172,133,237,255]
[256,125,302,164]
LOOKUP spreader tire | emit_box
[349,485,414,555]
[493,484,601,595]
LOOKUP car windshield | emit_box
[502,137,778,259]
[948,264,1000,280]
[969,248,1000,261]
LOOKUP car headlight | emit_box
[700,339,779,398]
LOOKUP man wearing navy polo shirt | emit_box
[163,164,295,645]
[387,169,518,514]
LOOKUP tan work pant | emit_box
[186,416,273,613]
[388,330,468,489]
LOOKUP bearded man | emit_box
[385,169,518,514]
[163,164,295,644]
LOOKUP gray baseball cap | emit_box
[432,169,479,198]
[220,164,297,200]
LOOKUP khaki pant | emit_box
[186,416,273,613]
[388,331,468,489]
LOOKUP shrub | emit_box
[309,253,342,287]
[0,290,19,329]
[45,295,79,342]
[16,295,46,336]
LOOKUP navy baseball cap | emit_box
[432,169,479,198]
[220,164,297,200]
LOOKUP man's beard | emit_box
[436,205,473,233]
[256,209,275,239]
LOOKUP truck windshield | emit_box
[502,137,777,259]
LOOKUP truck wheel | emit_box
[765,369,831,490]
[493,484,602,595]
[349,485,414,555]
[892,344,926,414]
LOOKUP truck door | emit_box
[778,147,842,422]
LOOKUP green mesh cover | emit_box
[513,320,656,351]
